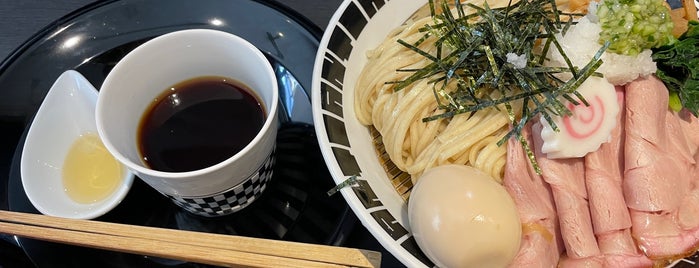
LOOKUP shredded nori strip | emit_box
[392,0,606,173]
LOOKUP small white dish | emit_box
[20,70,134,219]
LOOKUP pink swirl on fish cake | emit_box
[563,96,605,140]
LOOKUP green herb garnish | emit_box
[652,20,699,116]
[392,0,606,172]
[596,0,675,55]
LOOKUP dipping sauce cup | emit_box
[96,29,279,217]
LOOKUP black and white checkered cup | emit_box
[95,29,279,217]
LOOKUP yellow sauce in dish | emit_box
[62,133,123,204]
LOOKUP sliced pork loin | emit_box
[586,87,629,235]
[504,124,564,268]
[624,76,692,212]
[624,75,699,259]
[678,109,699,156]
[504,123,567,267]
[584,87,652,267]
[504,75,699,265]
[531,122,604,266]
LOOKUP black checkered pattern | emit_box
[165,150,275,217]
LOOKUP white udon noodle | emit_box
[354,13,510,183]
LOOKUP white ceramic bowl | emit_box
[20,70,134,220]
[311,1,699,267]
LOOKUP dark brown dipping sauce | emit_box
[138,76,266,172]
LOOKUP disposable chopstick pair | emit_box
[0,210,381,268]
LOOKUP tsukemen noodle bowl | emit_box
[312,0,699,267]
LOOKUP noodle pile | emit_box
[354,0,589,183]
[354,13,510,183]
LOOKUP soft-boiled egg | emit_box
[408,164,521,268]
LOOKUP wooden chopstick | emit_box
[0,220,333,268]
[0,210,381,268]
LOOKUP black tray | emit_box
[0,0,357,267]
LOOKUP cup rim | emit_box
[96,28,279,179]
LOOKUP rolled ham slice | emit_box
[504,124,563,267]
[624,75,699,259]
[532,122,603,266]
[584,87,652,267]
[504,75,699,265]
[624,76,691,212]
